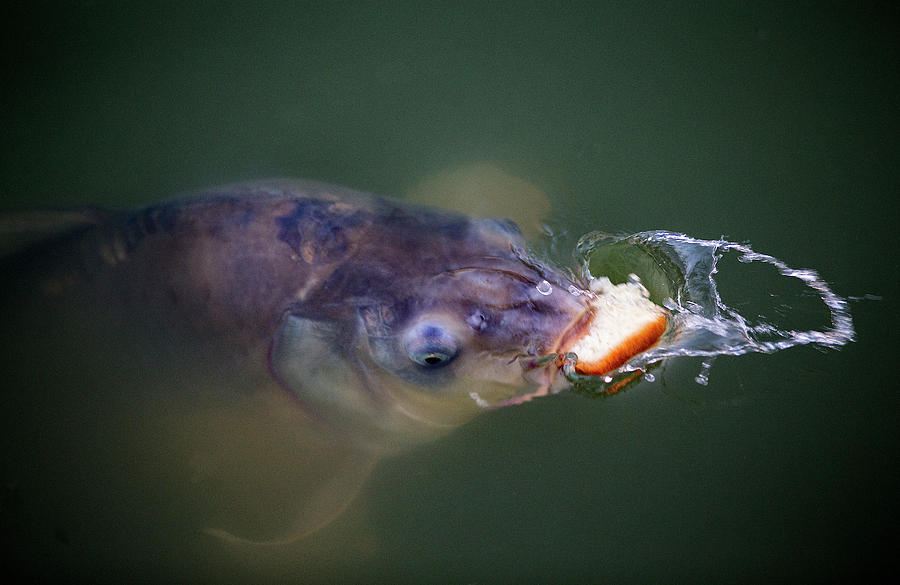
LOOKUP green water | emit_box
[2,2,897,583]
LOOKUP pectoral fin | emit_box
[204,450,376,546]
[197,314,377,546]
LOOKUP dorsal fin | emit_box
[0,208,110,258]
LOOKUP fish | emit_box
[0,179,598,578]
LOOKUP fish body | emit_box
[0,180,590,577]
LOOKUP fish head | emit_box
[269,204,591,452]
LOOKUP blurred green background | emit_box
[2,2,897,583]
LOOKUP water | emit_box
[2,2,897,583]
[558,231,855,395]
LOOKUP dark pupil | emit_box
[424,355,443,365]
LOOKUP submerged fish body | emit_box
[0,180,591,575]
[4,179,591,443]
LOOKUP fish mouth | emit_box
[547,278,671,384]
[483,304,596,408]
[552,304,597,358]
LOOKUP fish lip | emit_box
[553,304,597,358]
[512,300,596,381]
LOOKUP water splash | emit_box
[568,231,855,388]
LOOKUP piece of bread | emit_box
[562,276,668,376]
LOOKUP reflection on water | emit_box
[563,230,855,393]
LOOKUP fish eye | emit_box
[404,322,460,368]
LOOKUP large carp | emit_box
[0,180,596,579]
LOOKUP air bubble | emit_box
[536,280,552,295]
[469,392,490,408]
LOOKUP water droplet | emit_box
[695,359,714,386]
[644,373,655,382]
[536,280,552,295]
